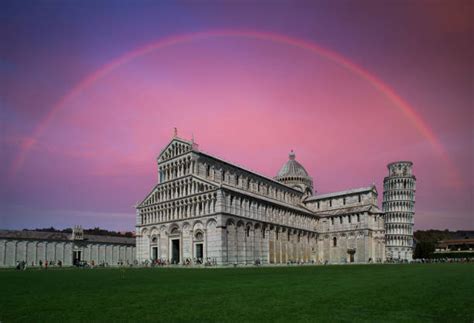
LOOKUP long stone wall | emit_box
[0,239,136,267]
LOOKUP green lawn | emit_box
[0,263,472,322]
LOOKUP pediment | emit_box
[137,175,219,208]
[157,138,193,163]
[138,186,158,208]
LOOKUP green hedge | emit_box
[432,252,474,259]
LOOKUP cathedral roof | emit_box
[314,205,383,217]
[305,186,377,201]
[276,151,310,178]
[221,184,315,215]
[196,150,304,194]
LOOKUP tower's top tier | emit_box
[387,161,413,177]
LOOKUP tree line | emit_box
[414,230,473,259]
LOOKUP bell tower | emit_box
[382,161,416,261]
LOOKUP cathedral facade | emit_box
[136,135,414,265]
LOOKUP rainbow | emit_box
[10,29,459,183]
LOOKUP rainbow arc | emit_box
[10,29,459,185]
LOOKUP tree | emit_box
[414,240,435,259]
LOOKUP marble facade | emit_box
[136,135,402,265]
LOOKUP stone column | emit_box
[0,240,5,266]
[262,227,269,264]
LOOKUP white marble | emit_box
[136,137,406,265]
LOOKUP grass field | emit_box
[0,263,473,322]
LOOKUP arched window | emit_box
[195,231,203,241]
[246,226,250,237]
[333,237,337,247]
[206,165,210,177]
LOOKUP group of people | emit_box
[17,256,469,270]
[186,257,217,266]
[73,259,135,268]
[13,259,138,270]
[385,258,412,264]
[147,257,218,267]
[15,260,63,270]
[15,261,27,270]
[412,257,473,263]
[149,259,168,266]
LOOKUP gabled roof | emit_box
[221,184,315,216]
[0,230,70,241]
[136,174,220,208]
[196,149,304,195]
[305,186,377,201]
[157,136,194,163]
[437,239,474,248]
[155,136,304,194]
[315,205,383,217]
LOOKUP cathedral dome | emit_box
[277,151,309,178]
[275,151,314,196]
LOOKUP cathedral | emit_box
[136,134,416,265]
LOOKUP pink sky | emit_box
[1,1,472,231]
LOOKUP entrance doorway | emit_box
[195,243,203,262]
[73,250,82,265]
[347,249,356,263]
[152,247,158,260]
[171,239,180,264]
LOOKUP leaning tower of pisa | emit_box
[382,161,416,261]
